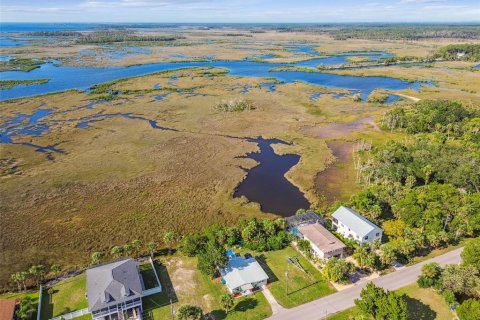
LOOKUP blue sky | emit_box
[1,0,479,23]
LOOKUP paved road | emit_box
[269,247,463,320]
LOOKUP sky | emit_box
[1,0,479,23]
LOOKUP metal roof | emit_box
[86,258,143,312]
[220,257,268,291]
[332,206,382,237]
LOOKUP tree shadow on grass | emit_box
[256,254,278,283]
[403,295,437,320]
[209,298,258,320]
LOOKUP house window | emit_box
[348,228,351,231]
[333,218,338,224]
[364,236,369,240]
[376,232,380,237]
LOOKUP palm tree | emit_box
[220,293,234,314]
[18,271,28,291]
[132,239,142,257]
[164,231,178,255]
[10,272,21,291]
[91,251,103,265]
[16,297,36,320]
[123,244,133,257]
[50,264,61,277]
[148,241,157,257]
[28,265,46,287]
[111,246,123,259]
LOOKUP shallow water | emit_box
[0,57,424,101]
[234,137,310,216]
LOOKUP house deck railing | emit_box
[49,308,90,320]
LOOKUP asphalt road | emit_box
[269,247,463,320]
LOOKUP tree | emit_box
[164,231,178,255]
[132,239,142,256]
[353,245,379,270]
[382,220,406,239]
[11,272,21,291]
[417,262,442,288]
[297,239,311,257]
[91,251,103,265]
[180,234,207,257]
[220,293,234,314]
[441,264,480,297]
[16,297,36,320]
[50,264,61,277]
[379,243,398,265]
[225,227,241,246]
[123,244,134,256]
[28,265,46,287]
[355,282,407,320]
[18,271,28,291]
[111,246,123,259]
[350,190,386,221]
[323,258,355,283]
[457,299,480,320]
[176,305,203,320]
[148,241,158,257]
[461,238,480,270]
[197,239,228,277]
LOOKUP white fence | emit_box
[49,308,90,320]
[142,286,162,296]
[37,286,43,320]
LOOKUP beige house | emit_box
[298,223,346,261]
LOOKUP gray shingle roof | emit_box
[86,258,143,312]
[220,257,268,291]
[332,206,382,237]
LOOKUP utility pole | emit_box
[285,260,290,296]
[170,299,175,320]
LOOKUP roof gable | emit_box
[86,258,143,312]
[220,257,268,290]
[332,206,381,237]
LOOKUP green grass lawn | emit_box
[0,290,40,320]
[328,283,453,320]
[257,246,336,308]
[140,262,160,290]
[142,255,272,320]
[40,274,88,320]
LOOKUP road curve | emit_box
[268,247,463,320]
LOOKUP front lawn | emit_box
[142,255,272,320]
[328,283,453,320]
[259,246,336,308]
[40,274,88,320]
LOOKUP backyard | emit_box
[40,274,88,320]
[327,283,453,320]
[142,255,272,320]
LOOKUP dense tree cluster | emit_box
[76,31,181,44]
[434,43,480,62]
[354,282,407,320]
[323,257,355,283]
[179,218,292,276]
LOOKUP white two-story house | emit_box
[332,206,382,244]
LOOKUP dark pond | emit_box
[234,137,310,216]
[0,56,426,101]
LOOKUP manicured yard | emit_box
[40,274,88,320]
[142,255,272,320]
[140,262,161,290]
[258,246,336,308]
[328,283,453,320]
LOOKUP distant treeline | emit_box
[25,31,82,37]
[329,26,480,40]
[433,44,480,62]
[76,31,183,44]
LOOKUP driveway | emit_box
[268,247,463,320]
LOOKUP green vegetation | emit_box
[457,299,480,320]
[355,282,407,320]
[214,98,256,112]
[0,79,49,90]
[322,257,355,283]
[76,31,182,44]
[40,274,88,319]
[0,58,44,72]
[329,26,480,41]
[461,238,480,270]
[176,305,204,320]
[262,246,336,308]
[434,44,480,62]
